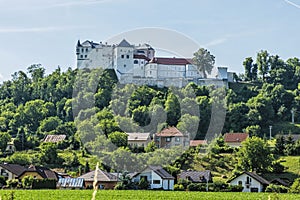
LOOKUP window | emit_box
[86,48,88,52]
[85,55,87,58]
[153,180,160,184]
[141,61,144,64]
[80,55,83,58]
[141,176,148,181]
[81,49,84,52]
[166,137,171,142]
[126,55,130,59]
[134,60,138,64]
[121,55,124,58]
[175,137,180,142]
[238,181,242,186]
[124,65,126,68]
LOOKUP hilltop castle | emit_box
[76,39,232,88]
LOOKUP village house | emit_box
[154,127,189,148]
[178,170,212,183]
[127,132,151,147]
[79,169,119,189]
[18,165,58,181]
[228,172,270,192]
[0,163,26,180]
[132,165,175,190]
[224,133,249,147]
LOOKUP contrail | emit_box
[284,0,300,9]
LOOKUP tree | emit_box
[145,141,157,153]
[22,175,34,189]
[39,143,59,165]
[192,48,215,78]
[0,132,11,153]
[132,106,151,127]
[256,50,269,81]
[290,178,300,193]
[165,93,181,126]
[108,131,128,147]
[243,57,254,81]
[235,136,275,173]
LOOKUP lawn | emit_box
[0,190,298,200]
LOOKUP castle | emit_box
[76,39,232,88]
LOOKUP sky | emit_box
[1,0,300,82]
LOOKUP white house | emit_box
[228,172,270,192]
[132,165,175,190]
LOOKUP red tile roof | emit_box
[156,127,184,137]
[224,133,249,143]
[190,140,207,147]
[133,54,151,61]
[149,57,193,65]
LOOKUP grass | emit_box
[0,190,299,200]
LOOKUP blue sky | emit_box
[1,0,300,82]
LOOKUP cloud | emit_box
[0,26,90,33]
[284,0,300,9]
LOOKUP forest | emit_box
[0,50,299,175]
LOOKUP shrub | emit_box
[228,185,243,192]
[209,181,228,192]
[0,175,6,187]
[289,178,300,193]
[187,183,206,191]
[138,178,150,190]
[177,178,191,189]
[6,179,19,189]
[32,179,56,189]
[174,184,185,191]
[266,184,288,193]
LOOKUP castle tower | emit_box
[113,39,134,80]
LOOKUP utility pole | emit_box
[269,126,272,140]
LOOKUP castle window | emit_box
[134,60,138,64]
[141,61,144,64]
[80,55,83,58]
[86,48,88,52]
[126,55,130,59]
[121,55,124,58]
[85,55,87,58]
[124,65,126,68]
[81,49,84,53]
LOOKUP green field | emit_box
[0,190,298,200]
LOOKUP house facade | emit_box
[154,127,189,148]
[224,133,249,147]
[127,132,151,147]
[132,165,174,190]
[228,172,269,192]
[76,39,230,88]
[18,165,58,181]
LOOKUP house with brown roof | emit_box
[228,172,270,192]
[178,170,212,183]
[43,134,67,143]
[154,127,189,148]
[0,163,26,180]
[224,133,249,147]
[79,169,119,189]
[189,140,207,147]
[127,132,151,147]
[18,165,58,181]
[132,165,175,190]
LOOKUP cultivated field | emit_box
[0,190,298,200]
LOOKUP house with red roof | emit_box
[154,127,189,148]
[224,133,249,147]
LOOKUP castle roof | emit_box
[118,39,132,47]
[133,54,151,61]
[149,57,193,65]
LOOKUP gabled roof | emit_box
[156,127,184,137]
[0,163,26,177]
[79,169,118,182]
[149,57,193,65]
[81,40,99,48]
[228,172,270,185]
[118,39,132,47]
[190,140,207,147]
[224,133,249,143]
[127,133,151,141]
[270,178,289,187]
[20,165,58,180]
[43,135,66,143]
[134,165,174,180]
[179,170,212,183]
